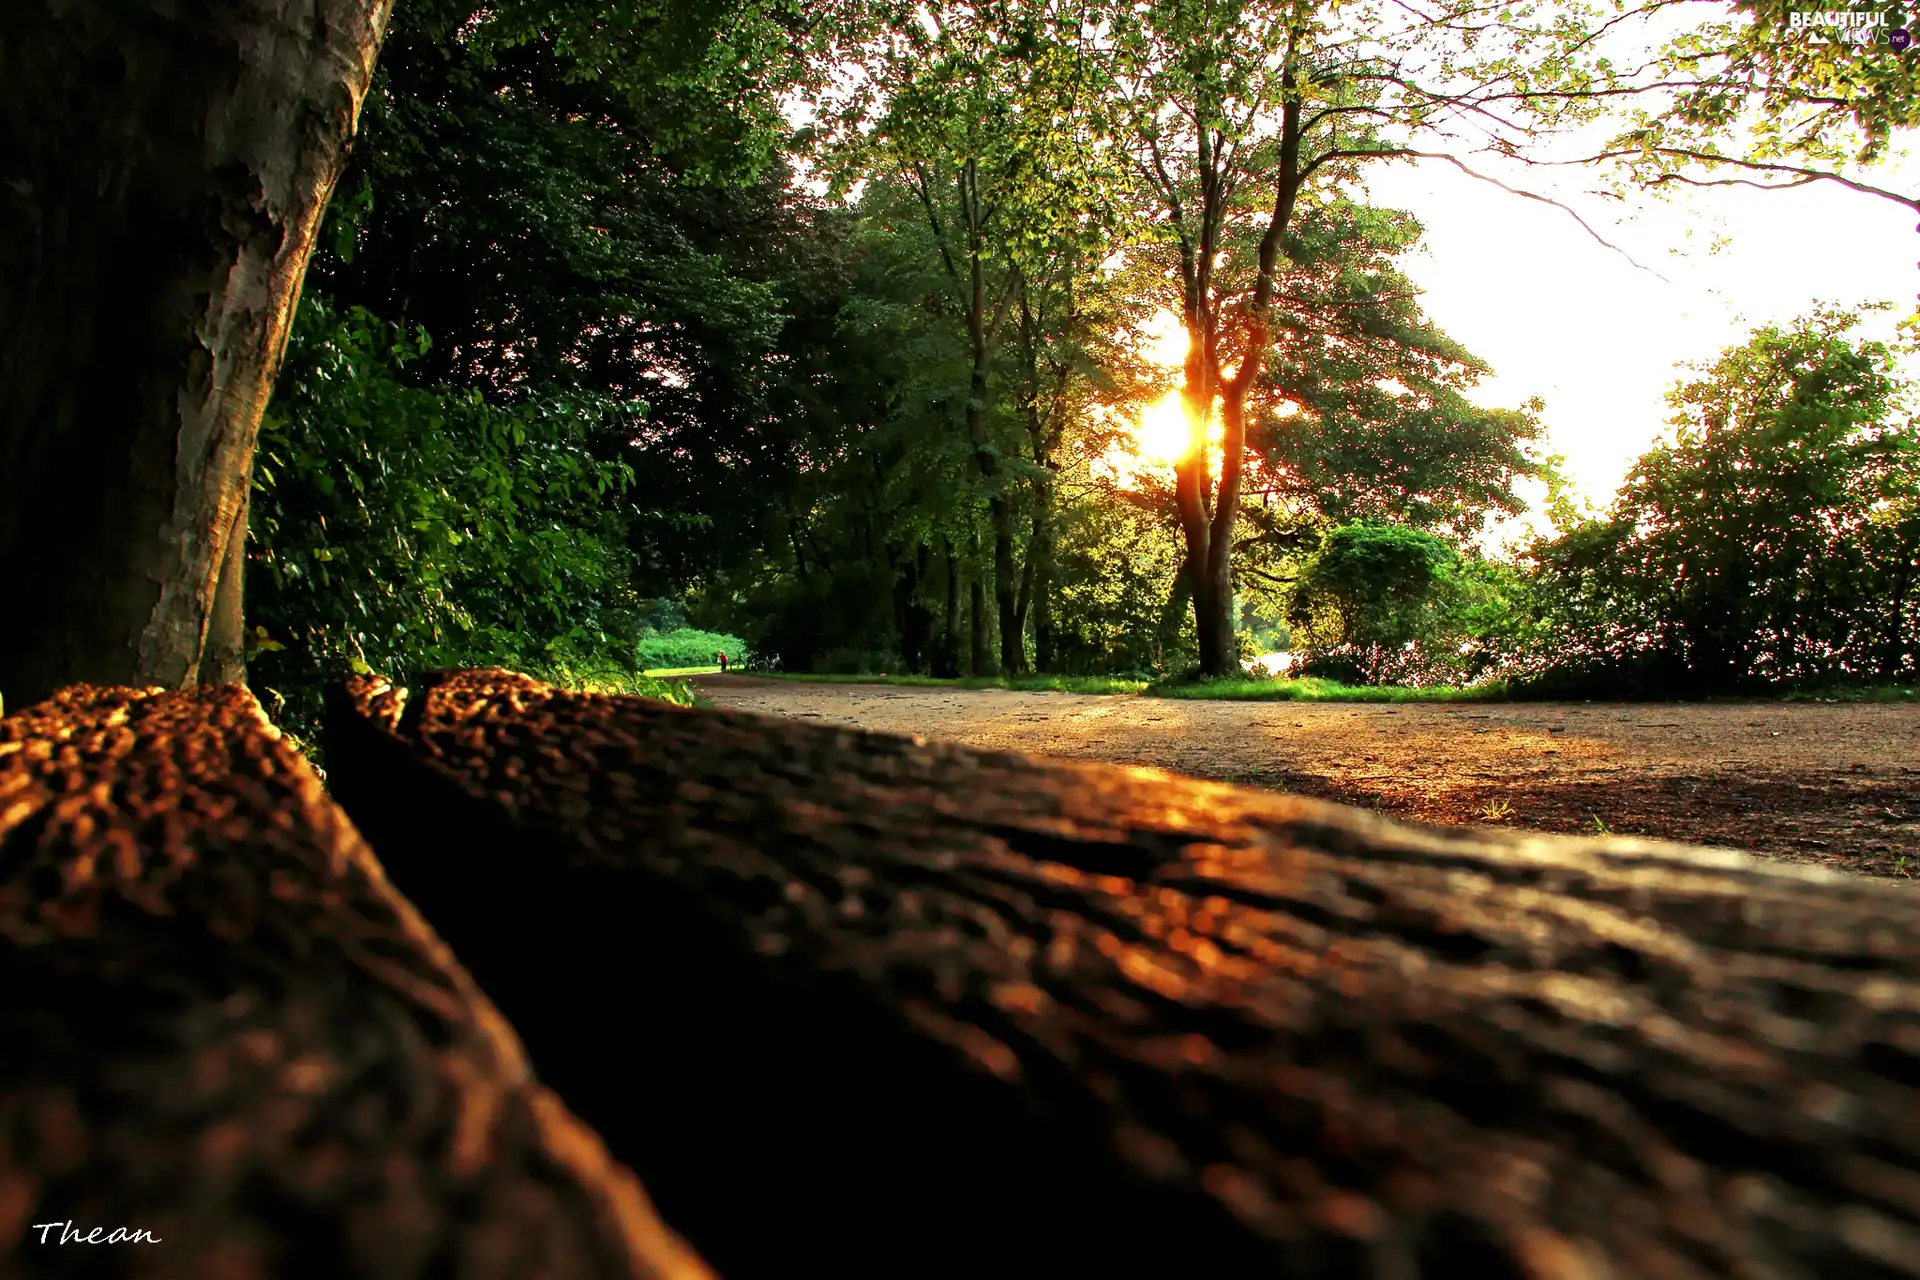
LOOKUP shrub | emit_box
[248,297,647,740]
[636,628,750,670]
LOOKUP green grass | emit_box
[537,662,697,707]
[749,669,1511,702]
[754,671,1151,695]
[1149,674,1508,703]
[581,665,1920,708]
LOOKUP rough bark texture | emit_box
[328,668,1920,1280]
[0,683,712,1280]
[0,0,392,708]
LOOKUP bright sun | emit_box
[1135,390,1191,464]
[1092,389,1222,488]
[1094,309,1246,486]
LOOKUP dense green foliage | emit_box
[1284,524,1527,688]
[1514,311,1920,697]
[702,175,1547,679]
[1288,524,1464,685]
[251,0,807,728]
[637,628,750,670]
[248,300,654,736]
[1255,205,1546,541]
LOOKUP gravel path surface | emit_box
[693,676,1920,879]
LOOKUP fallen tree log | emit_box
[0,683,711,1280]
[326,668,1920,1280]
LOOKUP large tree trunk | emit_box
[1012,510,1037,663]
[1173,358,1226,674]
[1174,311,1254,680]
[1015,280,1068,679]
[943,159,1024,679]
[0,0,393,709]
[1168,85,1301,680]
[1032,570,1056,673]
[964,332,1022,678]
[1195,386,1250,676]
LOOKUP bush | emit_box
[248,297,648,740]
[636,628,750,670]
[1286,523,1489,686]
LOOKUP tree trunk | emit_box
[1014,279,1068,679]
[0,0,395,708]
[968,536,993,677]
[1166,82,1301,680]
[1032,566,1056,674]
[895,544,934,674]
[992,497,1024,676]
[789,519,812,584]
[934,538,961,679]
[945,159,1023,679]
[1172,360,1225,675]
[965,345,1021,677]
[1175,314,1254,680]
[1023,502,1056,673]
[1195,387,1249,676]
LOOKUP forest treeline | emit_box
[243,0,1920,733]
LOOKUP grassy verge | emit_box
[642,665,722,678]
[537,662,698,707]
[1149,675,1509,703]
[752,671,1152,695]
[689,668,1920,705]
[743,670,1513,702]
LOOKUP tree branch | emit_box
[1303,147,1672,281]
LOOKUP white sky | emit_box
[1364,151,1920,543]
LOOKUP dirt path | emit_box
[692,676,1920,880]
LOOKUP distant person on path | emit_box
[719,652,729,673]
